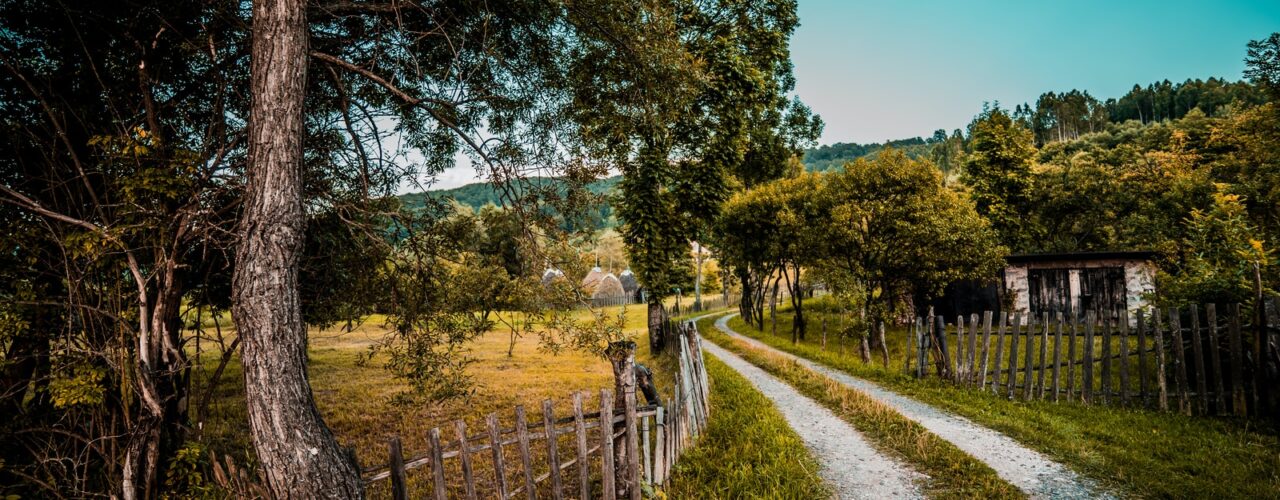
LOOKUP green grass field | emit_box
[724,301,1280,498]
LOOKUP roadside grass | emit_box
[725,306,1280,499]
[664,353,830,499]
[697,316,1022,499]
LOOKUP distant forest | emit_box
[410,76,1267,228]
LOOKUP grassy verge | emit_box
[697,316,1022,499]
[723,307,1280,498]
[664,353,829,499]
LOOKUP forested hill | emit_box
[802,137,930,171]
[401,175,622,228]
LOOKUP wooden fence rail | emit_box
[364,321,711,499]
[910,297,1280,417]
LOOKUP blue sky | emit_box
[793,0,1280,144]
[423,0,1278,190]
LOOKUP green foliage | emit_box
[161,442,215,500]
[1245,33,1280,100]
[47,364,107,409]
[803,137,931,172]
[1159,189,1273,305]
[963,107,1038,251]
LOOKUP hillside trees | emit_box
[962,107,1039,252]
[820,150,1004,366]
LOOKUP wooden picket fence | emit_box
[908,297,1280,417]
[363,321,711,499]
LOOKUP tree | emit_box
[963,107,1039,252]
[820,150,1004,367]
[1245,32,1280,100]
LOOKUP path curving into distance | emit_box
[699,337,926,499]
[713,313,1111,500]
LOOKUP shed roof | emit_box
[1005,251,1158,264]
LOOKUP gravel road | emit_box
[700,338,925,499]
[713,313,1111,499]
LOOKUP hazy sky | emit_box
[423,0,1279,190]
[795,0,1280,144]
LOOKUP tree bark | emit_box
[234,0,362,496]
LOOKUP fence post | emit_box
[457,420,478,500]
[1007,312,1021,399]
[487,413,509,499]
[979,311,993,390]
[1083,311,1095,404]
[429,427,447,500]
[1207,304,1226,414]
[992,312,1006,394]
[1154,310,1169,411]
[389,436,408,500]
[1052,312,1063,402]
[1170,308,1190,415]
[1119,311,1130,406]
[1228,304,1246,416]
[600,390,616,500]
[969,313,980,386]
[1137,309,1148,406]
[543,400,563,499]
[1191,305,1208,414]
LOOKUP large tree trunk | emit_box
[234,0,362,496]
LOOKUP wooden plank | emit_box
[1190,305,1208,414]
[488,413,509,499]
[457,420,478,500]
[1137,309,1148,405]
[1207,304,1226,414]
[573,393,590,500]
[1101,313,1112,404]
[1037,312,1049,399]
[1083,310,1095,405]
[1228,304,1247,416]
[1119,311,1131,406]
[1052,312,1063,402]
[1023,313,1036,400]
[979,311,994,390]
[624,388,641,500]
[1153,310,1169,411]
[1007,312,1021,399]
[389,436,408,500]
[600,390,616,500]
[969,313,980,386]
[1068,313,1078,402]
[543,400,563,500]
[515,406,537,499]
[993,312,1007,394]
[641,414,651,484]
[1170,308,1190,415]
[429,427,448,500]
[654,407,666,485]
[956,315,965,383]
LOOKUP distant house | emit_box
[924,251,1158,324]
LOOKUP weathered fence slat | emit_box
[487,413,509,499]
[1170,308,1190,415]
[429,427,448,500]
[993,313,1007,394]
[1137,309,1148,405]
[956,315,965,383]
[457,420,478,500]
[572,394,590,500]
[1083,311,1095,404]
[1023,314,1035,400]
[1228,304,1246,416]
[1119,312,1130,406]
[1052,313,1063,402]
[1207,304,1226,414]
[389,437,408,500]
[515,406,537,499]
[1007,312,1021,399]
[624,388,641,500]
[600,390,616,500]
[1190,305,1208,414]
[654,407,666,485]
[979,311,994,390]
[1154,311,1169,411]
[1068,314,1078,402]
[641,414,651,484]
[968,313,980,386]
[543,400,563,500]
[1037,313,1049,399]
[1101,314,1112,404]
